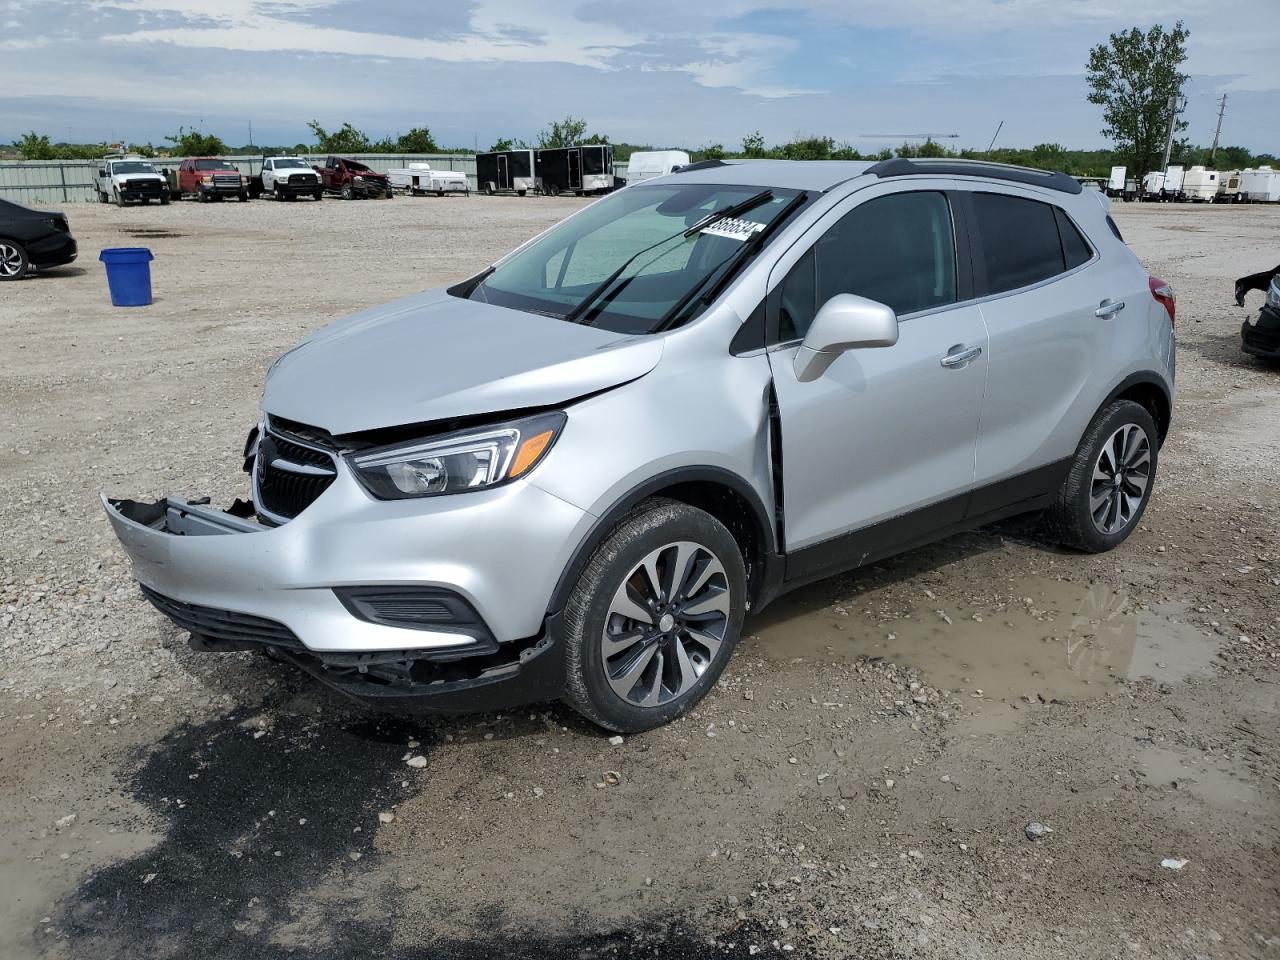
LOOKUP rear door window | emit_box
[777,191,957,341]
[971,193,1066,294]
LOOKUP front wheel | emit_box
[341,184,354,200]
[160,193,170,206]
[561,498,746,733]
[0,240,29,280]
[1044,400,1159,553]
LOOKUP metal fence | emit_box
[0,154,630,205]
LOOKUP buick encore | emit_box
[105,158,1176,732]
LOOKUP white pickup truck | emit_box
[95,156,170,206]
[386,163,470,197]
[258,157,323,201]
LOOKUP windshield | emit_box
[467,183,804,334]
[195,159,237,171]
[275,158,309,169]
[111,161,156,174]
[345,159,372,173]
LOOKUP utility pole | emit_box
[986,120,1004,155]
[1210,94,1227,162]
[1158,92,1186,176]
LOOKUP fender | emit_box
[1100,370,1173,442]
[545,465,780,616]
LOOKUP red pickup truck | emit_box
[165,158,250,202]
[317,156,393,200]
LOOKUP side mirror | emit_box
[98,169,106,177]
[793,293,898,382]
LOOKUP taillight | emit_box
[1149,276,1175,327]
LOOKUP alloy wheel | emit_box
[0,243,24,278]
[600,541,732,707]
[1089,423,1151,534]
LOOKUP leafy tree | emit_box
[741,131,767,158]
[779,136,833,161]
[489,137,516,152]
[396,127,438,153]
[537,116,607,148]
[128,142,156,158]
[830,141,862,161]
[694,143,726,161]
[307,120,371,153]
[1086,21,1190,179]
[165,127,227,156]
[368,136,396,152]
[18,131,55,160]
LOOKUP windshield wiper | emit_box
[562,226,692,324]
[655,191,808,333]
[565,190,778,326]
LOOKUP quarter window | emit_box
[778,191,957,341]
[971,193,1091,295]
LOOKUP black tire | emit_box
[98,189,109,204]
[561,498,747,733]
[314,192,323,202]
[275,189,285,202]
[1043,400,1159,553]
[0,239,29,280]
[341,183,354,200]
[517,189,527,197]
[239,192,249,202]
[114,189,125,208]
[547,184,560,198]
[160,193,170,206]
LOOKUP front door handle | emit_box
[1095,299,1126,319]
[940,344,983,369]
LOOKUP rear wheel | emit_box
[0,240,29,280]
[1044,400,1158,553]
[561,498,746,733]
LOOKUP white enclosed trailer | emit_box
[1181,166,1219,202]
[626,151,692,184]
[1241,166,1280,202]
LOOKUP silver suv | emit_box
[105,159,1176,732]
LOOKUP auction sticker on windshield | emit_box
[701,218,766,241]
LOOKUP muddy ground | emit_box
[0,196,1277,959]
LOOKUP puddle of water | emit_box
[747,579,1221,720]
[1138,746,1260,809]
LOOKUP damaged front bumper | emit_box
[1242,304,1280,361]
[102,476,590,709]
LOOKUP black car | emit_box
[0,198,79,281]
[1236,263,1280,362]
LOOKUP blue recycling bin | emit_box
[99,247,155,307]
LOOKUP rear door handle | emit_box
[940,344,983,369]
[1095,299,1126,319]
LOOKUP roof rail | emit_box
[864,157,1082,195]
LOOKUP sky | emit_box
[2,0,1277,153]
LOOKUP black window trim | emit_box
[762,188,973,348]
[954,188,1100,305]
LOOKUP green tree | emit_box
[694,143,726,161]
[165,127,228,156]
[538,116,605,148]
[18,131,55,160]
[741,131,767,158]
[396,127,438,153]
[307,120,371,153]
[1086,21,1190,179]
[489,137,516,152]
[779,136,833,161]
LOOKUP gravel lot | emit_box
[1,195,1278,959]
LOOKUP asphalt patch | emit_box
[54,710,808,959]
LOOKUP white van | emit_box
[625,151,691,185]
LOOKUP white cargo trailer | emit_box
[1181,166,1219,202]
[1217,170,1243,203]
[626,151,691,184]
[1241,166,1280,202]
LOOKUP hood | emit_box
[261,289,663,436]
[112,172,164,183]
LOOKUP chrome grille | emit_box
[254,423,338,523]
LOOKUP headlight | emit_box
[241,175,249,184]
[1267,280,1280,311]
[201,176,213,184]
[349,412,566,499]
[353,175,363,182]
